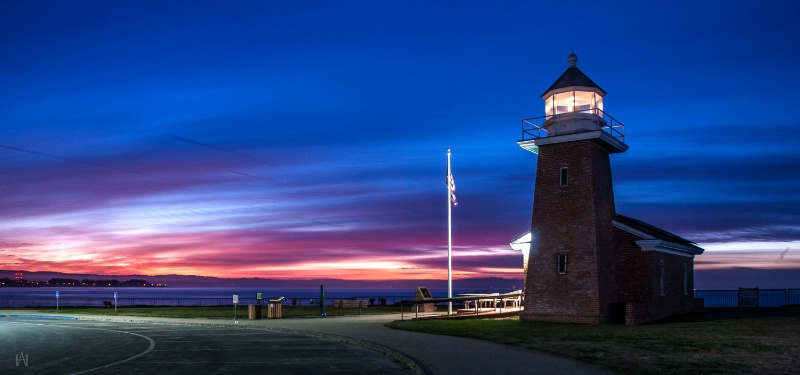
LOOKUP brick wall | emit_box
[522,140,617,323]
[612,229,653,301]
[614,228,702,325]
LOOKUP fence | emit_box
[694,288,800,308]
[399,291,525,320]
[0,295,412,309]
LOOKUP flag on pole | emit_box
[446,149,455,315]
[447,172,458,206]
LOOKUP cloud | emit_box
[2,1,799,285]
[695,241,800,270]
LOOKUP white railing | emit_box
[521,108,624,143]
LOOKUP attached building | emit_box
[513,54,704,325]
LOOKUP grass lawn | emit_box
[386,309,800,375]
[5,305,401,319]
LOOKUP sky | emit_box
[2,1,799,288]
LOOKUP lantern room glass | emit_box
[545,90,603,117]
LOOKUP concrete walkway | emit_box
[259,313,613,375]
[2,311,613,375]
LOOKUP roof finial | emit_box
[568,51,578,67]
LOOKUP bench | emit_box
[334,300,368,312]
[103,301,113,307]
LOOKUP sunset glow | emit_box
[2,1,799,288]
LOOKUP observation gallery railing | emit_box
[521,108,625,143]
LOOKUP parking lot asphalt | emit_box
[1,315,408,374]
[1,311,613,375]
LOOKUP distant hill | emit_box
[0,270,522,290]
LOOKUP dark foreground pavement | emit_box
[1,311,613,375]
[1,315,407,374]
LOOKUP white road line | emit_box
[69,330,155,375]
[6,320,158,374]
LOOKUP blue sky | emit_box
[1,1,799,287]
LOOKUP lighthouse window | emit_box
[559,167,568,187]
[573,91,596,114]
[545,96,555,117]
[552,92,574,114]
[557,254,567,274]
[545,90,603,117]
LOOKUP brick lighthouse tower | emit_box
[517,54,704,324]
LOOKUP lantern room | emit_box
[544,87,604,117]
[518,53,626,155]
[541,53,607,136]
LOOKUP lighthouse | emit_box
[516,54,703,325]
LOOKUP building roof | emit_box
[542,53,606,97]
[614,214,695,245]
[613,214,704,256]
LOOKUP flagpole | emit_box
[447,149,453,315]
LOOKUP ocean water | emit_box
[6,287,795,309]
[0,286,509,308]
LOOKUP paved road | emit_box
[1,316,408,374]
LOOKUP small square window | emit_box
[559,167,568,187]
[557,254,567,274]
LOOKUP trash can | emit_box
[248,304,262,320]
[268,297,284,319]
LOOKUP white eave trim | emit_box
[509,232,532,252]
[613,220,653,240]
[634,239,703,257]
[613,220,704,258]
